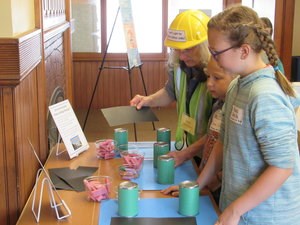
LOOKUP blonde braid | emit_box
[255,26,296,97]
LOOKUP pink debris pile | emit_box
[119,165,139,180]
[95,139,116,159]
[122,152,144,171]
[84,176,111,202]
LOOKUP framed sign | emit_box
[49,99,89,159]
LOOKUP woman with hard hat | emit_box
[130,10,213,159]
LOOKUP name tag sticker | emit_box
[230,105,243,125]
[210,109,222,132]
[167,29,186,42]
[181,114,196,135]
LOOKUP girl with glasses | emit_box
[196,5,300,225]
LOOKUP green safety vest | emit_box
[173,67,212,150]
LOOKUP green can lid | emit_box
[119,181,138,189]
[179,180,199,189]
[158,155,174,161]
[114,128,128,132]
[154,142,169,147]
[157,127,170,132]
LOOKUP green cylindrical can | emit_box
[118,181,139,217]
[157,155,175,184]
[179,180,200,216]
[153,142,169,168]
[156,128,171,150]
[114,128,128,148]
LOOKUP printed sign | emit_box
[49,99,89,159]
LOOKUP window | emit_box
[71,0,223,54]
[107,0,162,53]
[242,0,276,35]
[168,0,223,24]
[72,0,101,52]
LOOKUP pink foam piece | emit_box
[96,139,116,159]
[84,179,110,201]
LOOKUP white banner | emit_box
[119,0,141,68]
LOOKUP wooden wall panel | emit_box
[0,29,45,223]
[14,70,40,210]
[0,90,9,225]
[223,0,241,9]
[73,60,168,109]
[0,0,73,225]
[0,88,19,225]
[44,33,66,105]
[274,0,295,79]
[0,30,41,85]
[0,47,45,225]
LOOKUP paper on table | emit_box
[101,106,158,127]
[48,166,98,192]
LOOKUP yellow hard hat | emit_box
[164,10,210,50]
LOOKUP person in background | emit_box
[163,57,237,205]
[186,5,300,225]
[260,16,285,74]
[130,10,213,163]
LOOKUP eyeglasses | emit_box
[208,45,237,60]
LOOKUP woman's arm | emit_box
[130,88,174,109]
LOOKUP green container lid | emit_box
[179,180,198,189]
[119,181,138,190]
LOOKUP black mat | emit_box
[110,217,196,225]
[101,106,158,127]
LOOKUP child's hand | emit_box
[167,151,186,167]
[215,203,241,225]
[161,185,179,197]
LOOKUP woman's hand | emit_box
[130,94,152,110]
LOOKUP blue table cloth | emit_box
[99,197,218,225]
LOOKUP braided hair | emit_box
[208,5,295,97]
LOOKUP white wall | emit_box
[0,0,35,37]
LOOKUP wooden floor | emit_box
[75,107,178,143]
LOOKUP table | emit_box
[16,143,220,225]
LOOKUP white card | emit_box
[49,99,89,159]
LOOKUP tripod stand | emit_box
[82,7,155,141]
